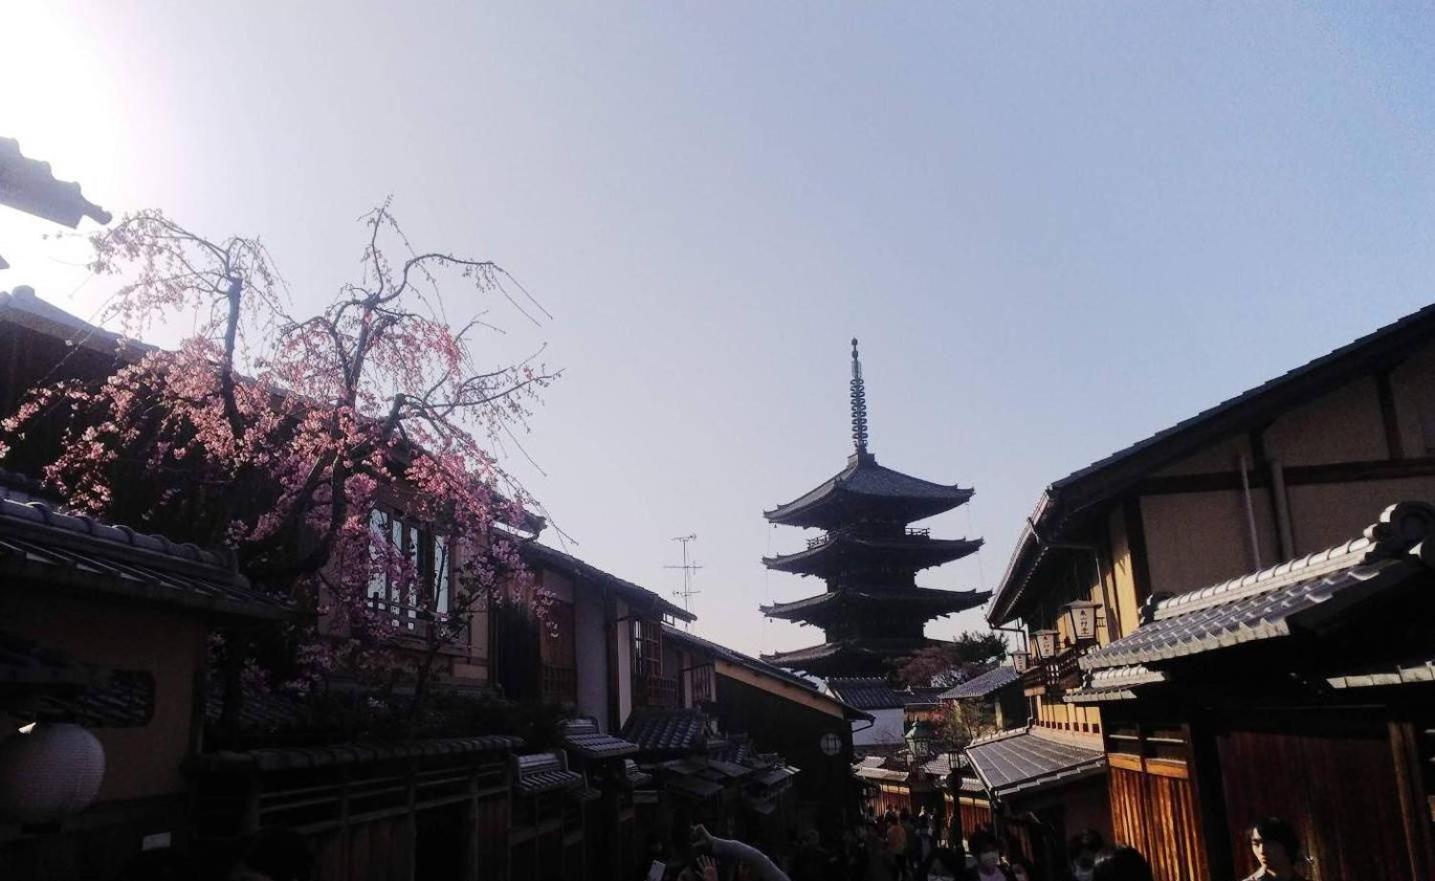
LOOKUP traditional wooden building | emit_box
[0,485,295,877]
[760,339,988,677]
[1073,502,1435,881]
[986,301,1435,881]
[661,625,871,840]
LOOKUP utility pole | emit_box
[665,534,702,624]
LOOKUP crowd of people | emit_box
[669,813,1310,881]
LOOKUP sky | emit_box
[3,3,1435,662]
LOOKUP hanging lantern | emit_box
[1011,650,1031,673]
[819,731,843,757]
[1032,629,1059,660]
[1062,600,1101,643]
[0,723,106,825]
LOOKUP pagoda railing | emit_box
[804,526,930,550]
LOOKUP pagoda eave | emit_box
[761,637,943,677]
[760,587,991,624]
[763,535,983,577]
[764,452,975,529]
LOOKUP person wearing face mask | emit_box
[1242,817,1307,881]
[1065,830,1105,881]
[963,831,1012,881]
[916,845,966,881]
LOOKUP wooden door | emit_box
[1108,762,1207,881]
[1216,720,1414,881]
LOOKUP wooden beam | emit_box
[1377,369,1405,460]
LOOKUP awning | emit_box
[561,717,639,760]
[854,766,908,783]
[1063,665,1168,704]
[964,727,1105,800]
[1083,505,1435,675]
[666,775,724,800]
[1326,658,1435,690]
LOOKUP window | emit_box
[632,619,662,678]
[368,506,453,631]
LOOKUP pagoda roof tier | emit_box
[761,637,943,677]
[760,587,990,625]
[763,532,982,577]
[764,451,974,529]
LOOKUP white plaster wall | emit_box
[854,707,905,748]
[574,581,610,729]
[615,598,632,726]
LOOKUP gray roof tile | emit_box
[938,665,1020,700]
[964,728,1105,798]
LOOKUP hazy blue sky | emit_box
[4,4,1434,661]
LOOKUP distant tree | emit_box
[893,630,1007,688]
[1,202,559,719]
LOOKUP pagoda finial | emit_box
[850,337,869,453]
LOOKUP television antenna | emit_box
[665,534,702,624]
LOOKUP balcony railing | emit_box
[632,672,679,708]
[1020,644,1088,696]
[367,596,468,645]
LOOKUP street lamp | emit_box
[1062,600,1101,644]
[905,721,934,760]
[1032,629,1059,661]
[1011,649,1031,673]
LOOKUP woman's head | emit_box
[1249,817,1301,875]
[1092,847,1153,881]
[968,831,1002,870]
[1067,830,1106,881]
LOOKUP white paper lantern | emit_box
[0,723,106,824]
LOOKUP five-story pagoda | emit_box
[759,340,989,678]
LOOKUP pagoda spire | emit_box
[850,338,869,455]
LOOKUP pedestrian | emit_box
[886,811,910,881]
[691,824,792,881]
[1065,830,1105,881]
[1092,847,1153,881]
[916,846,966,881]
[1007,856,1037,881]
[1243,817,1307,880]
[965,831,1013,881]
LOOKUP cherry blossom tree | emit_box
[2,202,558,720]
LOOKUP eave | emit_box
[760,587,989,624]
[763,533,982,577]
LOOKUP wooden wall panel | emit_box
[958,798,992,842]
[1216,726,1414,881]
[1109,766,1207,881]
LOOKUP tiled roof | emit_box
[522,540,694,622]
[0,497,292,620]
[513,751,584,796]
[623,759,653,788]
[33,669,154,728]
[1082,502,1435,673]
[194,735,522,772]
[765,451,974,528]
[938,665,1020,700]
[621,708,711,755]
[0,138,111,228]
[824,677,945,710]
[991,302,1435,626]
[560,717,639,760]
[763,533,982,576]
[761,587,989,622]
[1062,665,1167,704]
[204,681,312,734]
[762,637,943,676]
[964,727,1106,798]
[666,775,724,800]
[1326,658,1435,690]
[854,765,909,783]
